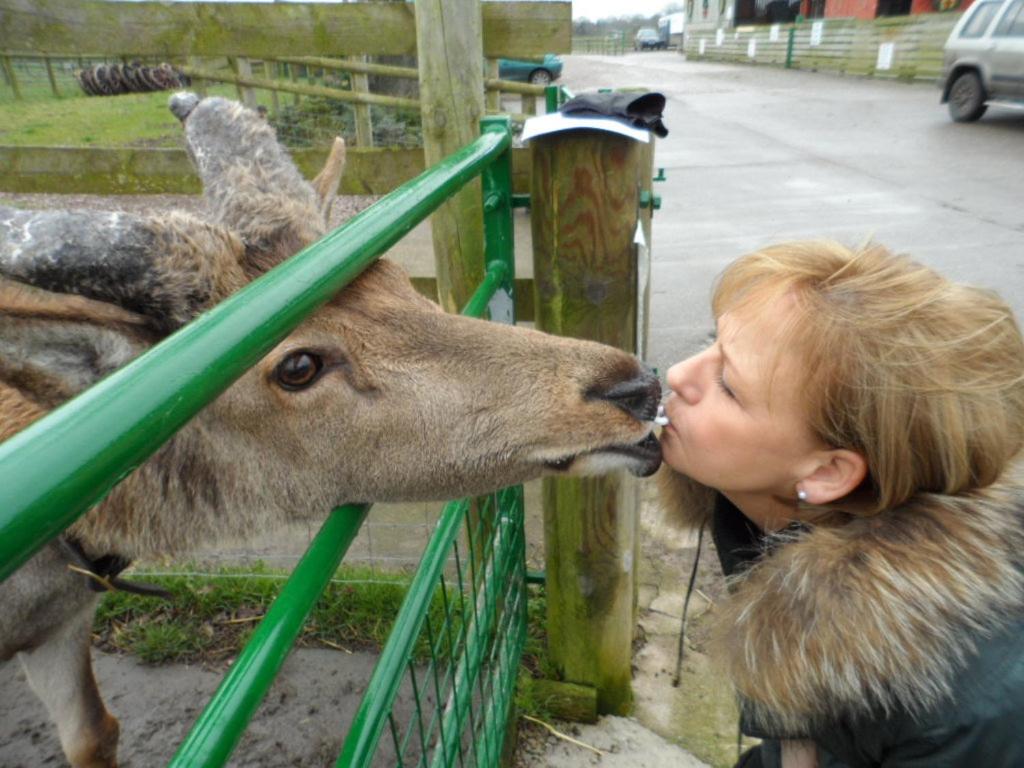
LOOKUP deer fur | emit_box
[0,94,661,768]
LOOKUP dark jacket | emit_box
[658,462,1024,768]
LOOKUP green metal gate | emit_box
[0,113,531,766]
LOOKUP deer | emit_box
[0,93,662,768]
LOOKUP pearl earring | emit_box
[797,488,808,502]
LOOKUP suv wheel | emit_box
[948,71,988,123]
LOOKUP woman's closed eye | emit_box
[716,372,737,400]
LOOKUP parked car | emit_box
[940,0,1024,122]
[634,27,666,50]
[497,54,563,85]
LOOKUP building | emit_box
[730,0,972,23]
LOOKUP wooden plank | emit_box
[0,0,569,58]
[179,64,421,109]
[0,145,533,196]
[278,55,418,82]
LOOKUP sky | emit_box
[572,0,674,19]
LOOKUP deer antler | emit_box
[0,206,246,333]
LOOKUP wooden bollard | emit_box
[531,127,654,715]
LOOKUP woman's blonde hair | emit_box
[712,240,1024,512]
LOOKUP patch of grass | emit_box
[513,585,559,720]
[0,84,273,148]
[93,562,531,668]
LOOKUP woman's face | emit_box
[661,298,827,501]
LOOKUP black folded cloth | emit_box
[560,92,668,138]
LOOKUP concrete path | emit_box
[563,52,1024,374]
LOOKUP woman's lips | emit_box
[661,400,682,439]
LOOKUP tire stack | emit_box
[75,62,190,96]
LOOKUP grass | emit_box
[94,562,556,723]
[0,84,280,148]
[94,561,421,662]
[94,562,551,670]
[0,90,183,147]
[0,76,420,149]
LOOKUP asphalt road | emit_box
[560,52,1024,375]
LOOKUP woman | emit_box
[658,240,1024,768]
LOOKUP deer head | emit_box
[0,94,661,558]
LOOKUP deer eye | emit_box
[275,351,324,391]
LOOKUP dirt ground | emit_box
[0,187,738,768]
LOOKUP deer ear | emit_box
[0,206,246,333]
[311,137,347,226]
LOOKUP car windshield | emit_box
[638,28,658,38]
[960,1,1002,37]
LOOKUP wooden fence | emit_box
[684,12,960,81]
[573,35,628,55]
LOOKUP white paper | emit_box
[716,28,725,46]
[876,42,895,71]
[810,21,824,46]
[699,38,707,55]
[747,38,757,58]
[770,24,780,42]
[521,112,651,144]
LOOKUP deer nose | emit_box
[589,367,662,422]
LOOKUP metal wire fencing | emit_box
[337,488,527,767]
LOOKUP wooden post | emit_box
[486,58,500,112]
[268,61,280,117]
[43,56,59,97]
[523,92,537,117]
[531,128,654,716]
[349,56,373,148]
[287,62,301,105]
[234,57,258,109]
[1,56,22,101]
[188,57,208,97]
[415,0,485,313]
[226,57,244,103]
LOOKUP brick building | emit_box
[730,0,971,23]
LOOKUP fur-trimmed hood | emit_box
[658,459,1024,735]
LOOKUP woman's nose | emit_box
[666,357,702,406]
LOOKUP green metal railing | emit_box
[336,487,526,767]
[0,117,511,583]
[1,114,525,767]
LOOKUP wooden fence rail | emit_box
[684,12,959,81]
[0,0,570,59]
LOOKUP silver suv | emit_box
[940,0,1024,121]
